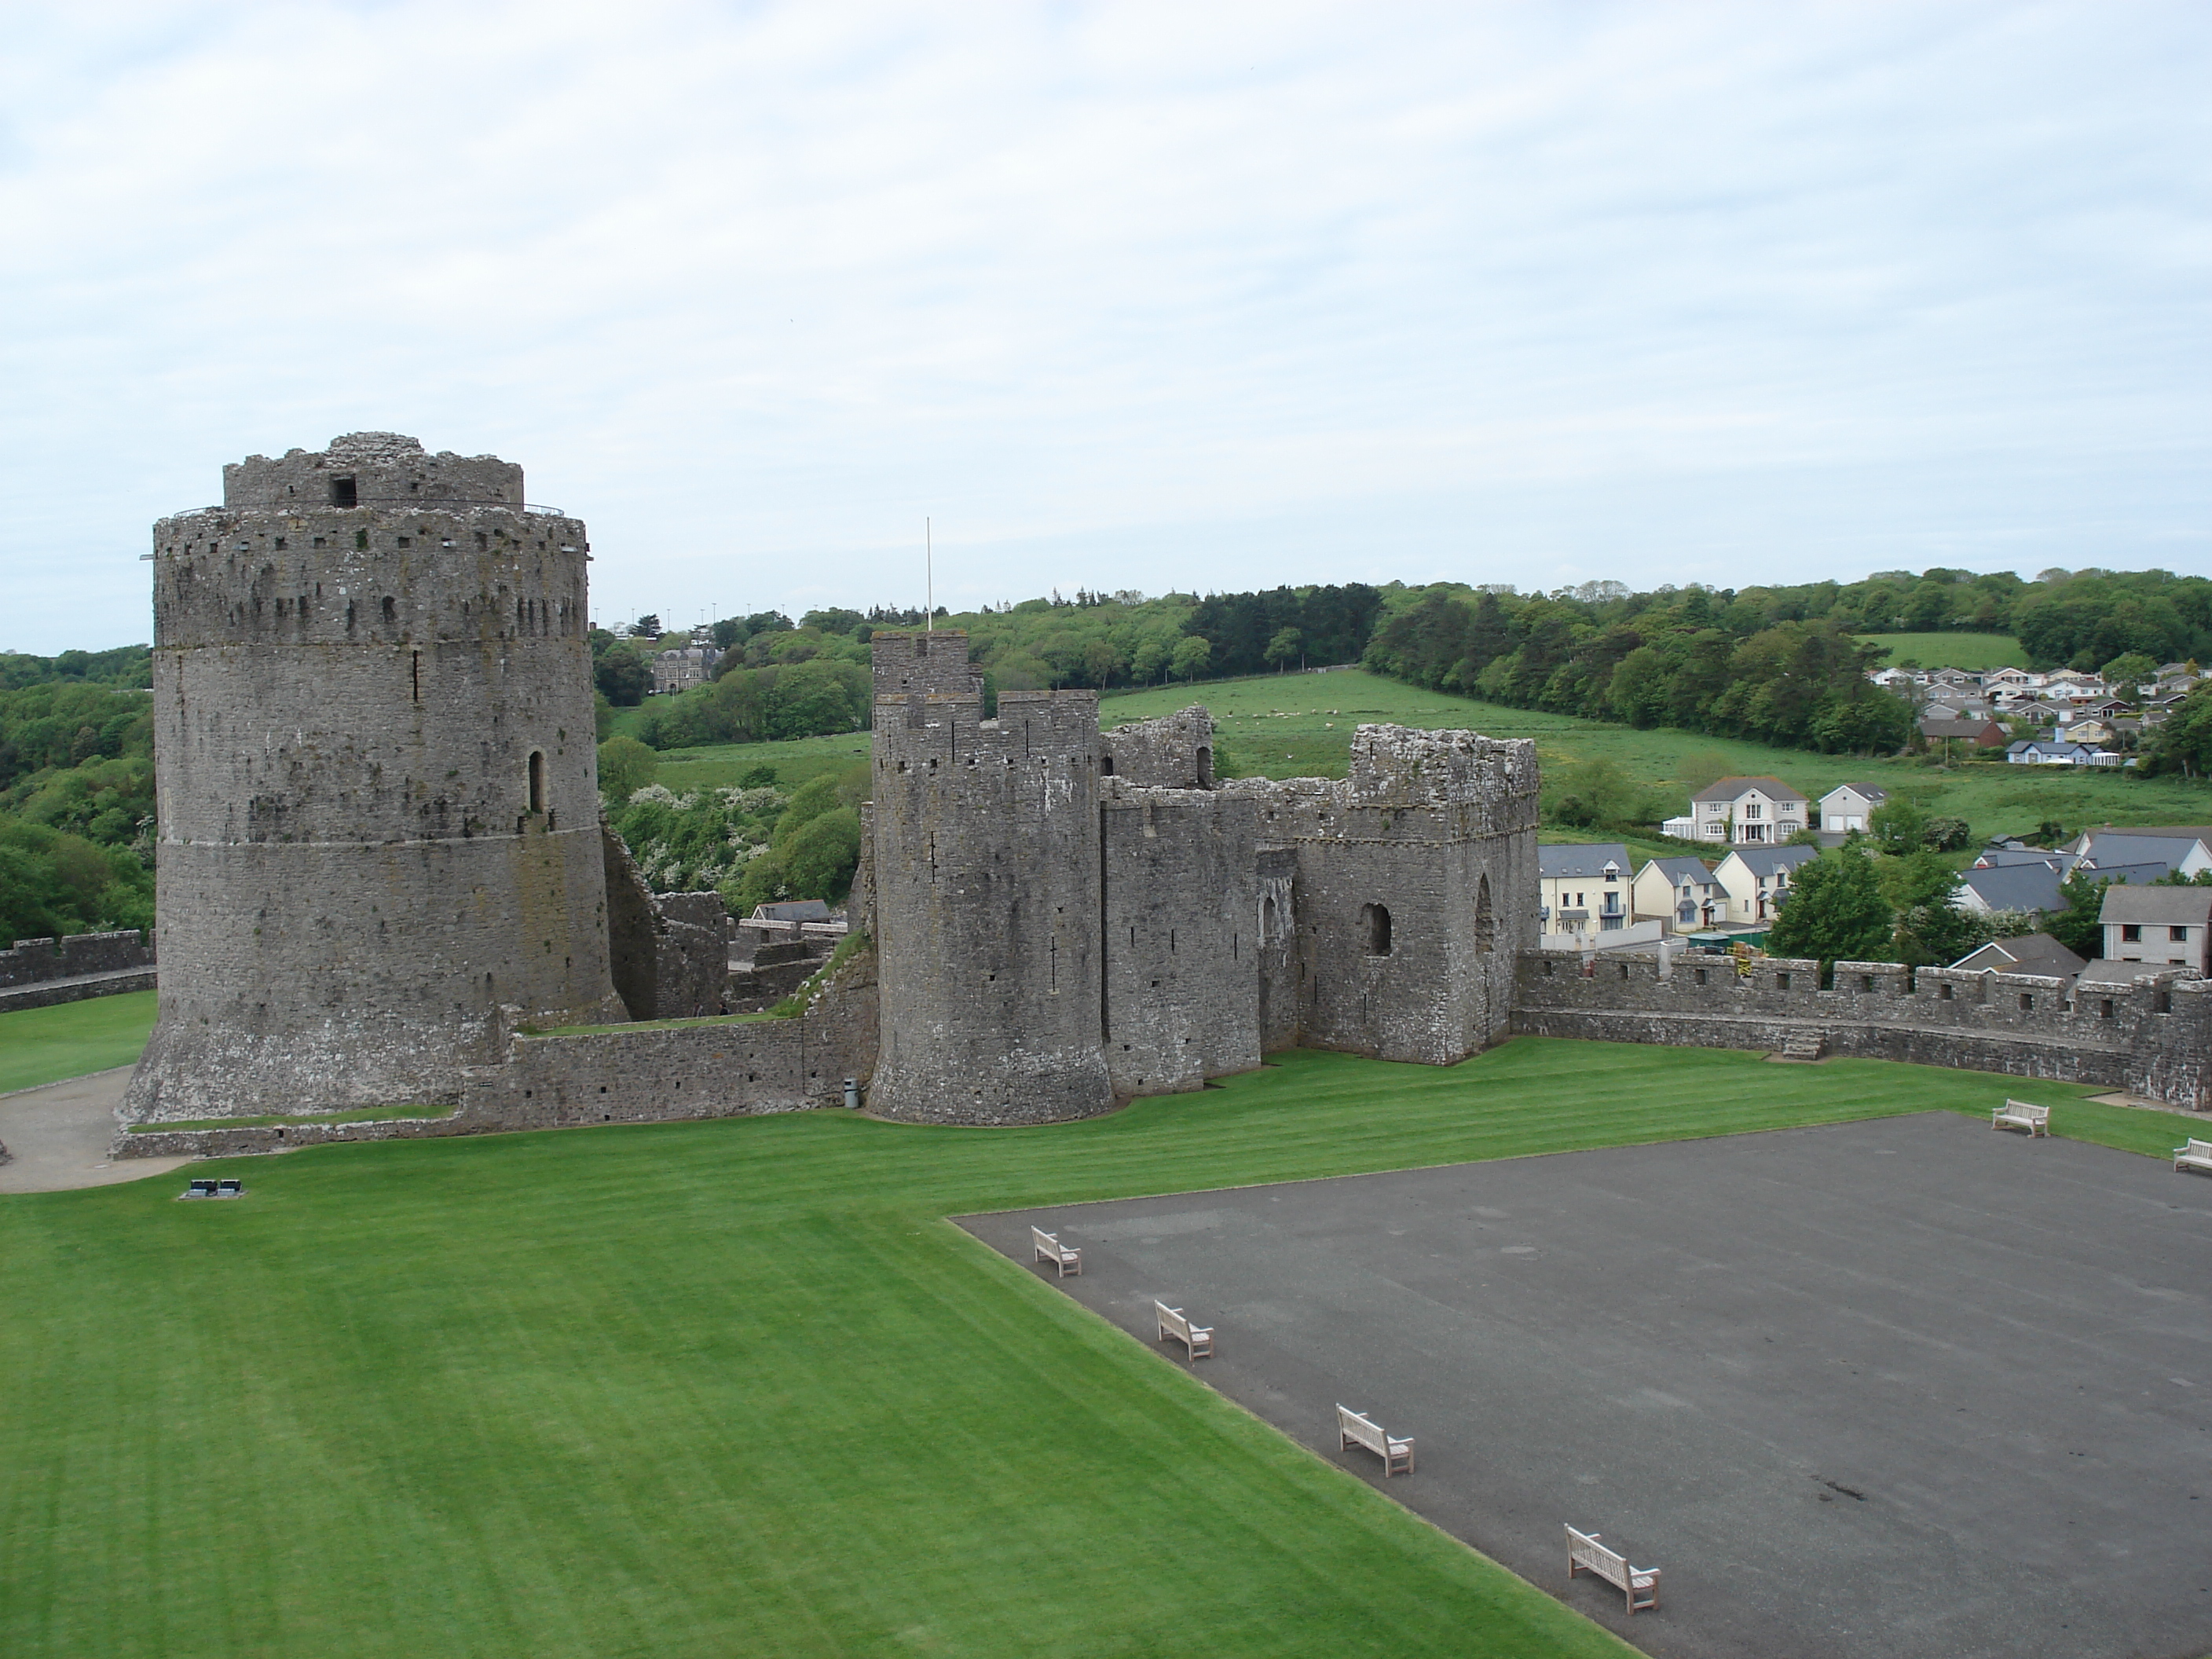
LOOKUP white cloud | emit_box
[0,0,2205,647]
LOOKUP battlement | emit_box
[870,629,982,701]
[152,506,590,650]
[224,433,525,511]
[1102,707,1215,789]
[873,687,1101,767]
[1344,723,1540,808]
[1512,948,2212,1108]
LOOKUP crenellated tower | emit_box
[120,433,627,1124]
[866,632,1113,1123]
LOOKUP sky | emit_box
[0,1,2205,652]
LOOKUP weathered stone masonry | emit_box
[123,434,628,1125]
[1512,949,2212,1107]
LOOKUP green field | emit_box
[0,991,156,1095]
[1856,632,2027,671]
[1101,669,2211,848]
[622,662,2207,850]
[0,1029,2185,1658]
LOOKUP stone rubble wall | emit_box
[1101,707,1217,789]
[0,929,153,988]
[1510,949,2212,1108]
[115,945,881,1159]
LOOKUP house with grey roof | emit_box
[1536,843,1631,943]
[1711,844,1816,925]
[1631,855,1723,933]
[1661,777,1808,845]
[1818,783,1888,833]
[2071,828,2212,879]
[2099,885,2212,977]
[1949,932,2086,978]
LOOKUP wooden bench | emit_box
[1031,1227,1082,1277]
[2174,1138,2212,1175]
[1335,1405,1413,1476]
[1566,1525,1660,1613]
[1154,1301,1213,1361]
[1991,1099,2050,1137]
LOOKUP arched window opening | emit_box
[1362,902,1393,958]
[527,750,546,815]
[1262,894,1278,943]
[1474,873,1495,953]
[1101,754,1115,775]
[1195,745,1214,789]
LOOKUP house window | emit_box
[2122,925,2142,943]
[1743,803,1762,819]
[2172,926,2189,942]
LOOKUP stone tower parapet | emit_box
[1221,723,1540,1064]
[1102,707,1216,789]
[223,431,525,511]
[870,628,982,702]
[121,434,627,1125]
[866,682,1111,1123]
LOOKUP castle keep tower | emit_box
[121,433,628,1123]
[867,632,1115,1124]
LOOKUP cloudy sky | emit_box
[2,2,2205,651]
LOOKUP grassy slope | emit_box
[631,730,870,797]
[1855,632,2027,670]
[1,1035,2186,1659]
[1101,669,2212,847]
[0,991,156,1094]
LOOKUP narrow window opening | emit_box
[412,650,421,703]
[1101,755,1114,775]
[2018,992,2034,1012]
[2100,998,2115,1019]
[528,750,545,814]
[1262,894,1277,941]
[1859,973,1874,991]
[354,529,368,551]
[1361,903,1393,957]
[1939,982,1954,1000]
[1195,745,1214,788]
[382,595,396,624]
[330,476,357,507]
[1693,967,1708,985]
[1777,972,1793,991]
[1474,873,1495,953]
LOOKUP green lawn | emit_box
[1856,632,2027,671]
[1101,668,2212,848]
[0,991,156,1095]
[629,730,871,797]
[0,1035,2182,1658]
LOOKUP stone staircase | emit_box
[1771,1028,1827,1064]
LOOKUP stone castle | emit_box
[113,435,2210,1155]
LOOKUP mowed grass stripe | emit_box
[0,1037,2179,1657]
[0,991,155,1094]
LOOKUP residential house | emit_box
[1537,843,1631,943]
[1631,856,1724,932]
[1661,777,1809,844]
[1712,844,1817,925]
[1919,716,2008,749]
[2006,738,2115,767]
[2071,828,2212,880]
[1986,667,2039,694]
[1818,783,1888,833]
[1949,933,2086,978]
[2098,886,2212,977]
[1955,861,2067,916]
[1868,667,1927,690]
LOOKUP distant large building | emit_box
[1663,776,1807,844]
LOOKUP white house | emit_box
[1631,856,1724,932]
[1818,783,1888,834]
[2098,886,2212,977]
[1661,777,1809,844]
[1537,843,1631,942]
[1712,844,1818,925]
